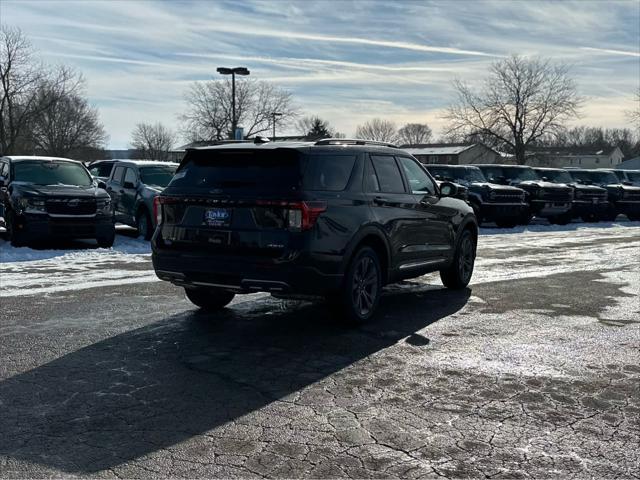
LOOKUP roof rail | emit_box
[314,138,398,148]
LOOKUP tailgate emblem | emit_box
[204,208,230,226]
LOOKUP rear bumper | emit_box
[152,250,344,295]
[14,213,114,239]
[479,202,528,220]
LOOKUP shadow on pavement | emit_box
[0,285,470,473]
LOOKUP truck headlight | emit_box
[18,198,46,213]
[97,198,112,214]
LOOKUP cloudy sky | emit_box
[3,0,639,149]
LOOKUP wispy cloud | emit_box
[580,47,640,58]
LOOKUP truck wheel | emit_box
[6,211,26,247]
[517,210,533,225]
[185,287,235,311]
[549,213,572,225]
[495,219,518,228]
[335,246,382,325]
[136,209,153,240]
[440,229,476,289]
[96,228,115,248]
[581,213,598,223]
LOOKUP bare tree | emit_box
[181,78,297,141]
[626,88,640,130]
[296,116,344,139]
[0,25,81,154]
[445,55,582,164]
[130,122,177,161]
[29,84,107,157]
[355,118,398,143]
[397,122,433,145]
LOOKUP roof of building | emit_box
[401,143,478,155]
[617,156,640,169]
[529,146,621,157]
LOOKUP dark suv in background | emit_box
[426,165,527,227]
[568,169,640,221]
[152,139,478,323]
[533,168,608,222]
[476,165,574,224]
[106,160,178,239]
[0,156,115,247]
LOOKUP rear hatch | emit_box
[155,148,353,258]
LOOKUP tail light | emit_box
[286,201,327,231]
[255,200,327,231]
[153,196,180,225]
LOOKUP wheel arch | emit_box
[341,226,392,284]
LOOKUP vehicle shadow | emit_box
[0,285,470,474]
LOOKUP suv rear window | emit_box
[170,150,357,193]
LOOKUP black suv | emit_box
[476,165,573,224]
[568,169,640,221]
[152,139,478,323]
[0,156,115,247]
[426,164,527,227]
[533,168,608,222]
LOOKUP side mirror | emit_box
[541,176,549,182]
[97,180,107,189]
[439,181,458,198]
[123,181,136,189]
[623,180,632,186]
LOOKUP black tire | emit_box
[601,204,618,221]
[440,229,476,290]
[96,228,115,248]
[549,213,571,226]
[335,246,382,324]
[5,210,26,247]
[581,213,598,223]
[495,219,518,228]
[517,210,533,225]
[136,209,153,240]
[184,287,235,311]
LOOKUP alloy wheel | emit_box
[351,255,379,316]
[458,235,475,283]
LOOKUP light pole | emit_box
[271,112,283,140]
[216,66,250,139]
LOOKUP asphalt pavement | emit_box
[0,223,639,478]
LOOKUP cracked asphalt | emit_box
[0,224,639,478]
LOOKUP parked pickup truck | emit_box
[568,169,640,221]
[426,164,527,227]
[476,165,574,224]
[106,160,178,239]
[533,167,608,222]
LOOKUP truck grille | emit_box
[490,192,525,203]
[46,198,96,215]
[541,188,572,202]
[580,191,607,201]
[625,192,640,201]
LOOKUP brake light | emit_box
[153,196,180,225]
[153,197,162,225]
[286,201,327,231]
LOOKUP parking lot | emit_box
[1,221,639,478]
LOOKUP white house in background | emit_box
[526,147,625,169]
[401,143,501,165]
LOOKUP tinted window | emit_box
[370,155,405,193]
[0,162,8,177]
[303,155,356,191]
[12,161,92,186]
[398,157,436,195]
[111,166,125,184]
[479,166,503,181]
[89,162,113,178]
[140,165,177,188]
[503,167,539,181]
[169,150,302,193]
[124,168,137,186]
[363,158,380,192]
[538,170,573,183]
[570,170,619,185]
[626,171,640,182]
